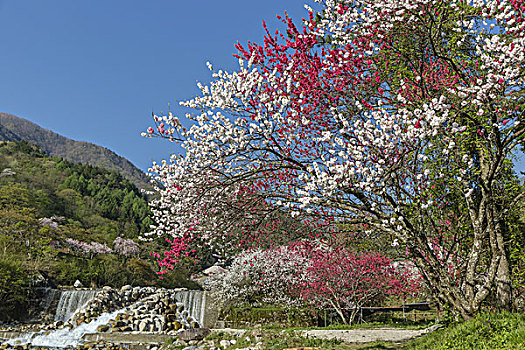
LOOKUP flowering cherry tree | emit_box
[202,243,317,307]
[65,238,113,257]
[204,242,417,324]
[145,0,525,319]
[296,247,419,324]
[113,237,140,257]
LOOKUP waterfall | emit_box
[175,290,207,326]
[8,309,121,348]
[54,290,98,322]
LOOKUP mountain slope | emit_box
[0,113,150,189]
[0,141,197,320]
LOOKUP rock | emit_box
[112,320,126,328]
[202,265,227,276]
[96,325,109,332]
[121,285,133,292]
[138,320,148,332]
[178,328,211,341]
[219,340,231,348]
[74,280,84,288]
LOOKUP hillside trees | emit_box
[0,142,193,294]
[146,0,525,319]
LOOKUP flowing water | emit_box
[8,309,121,348]
[54,290,98,322]
[176,290,207,326]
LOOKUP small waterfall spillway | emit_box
[176,290,207,327]
[2,287,216,348]
[54,290,98,322]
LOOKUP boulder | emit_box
[178,328,210,341]
[73,280,84,288]
[138,320,148,332]
[219,340,231,348]
[96,325,109,332]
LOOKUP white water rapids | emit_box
[8,309,121,348]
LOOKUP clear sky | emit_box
[0,0,307,171]
[1,1,524,174]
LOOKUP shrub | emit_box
[0,258,31,320]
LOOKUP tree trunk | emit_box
[496,253,513,309]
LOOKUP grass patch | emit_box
[404,311,525,349]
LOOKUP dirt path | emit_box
[301,324,441,343]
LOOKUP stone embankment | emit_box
[0,286,209,349]
[63,286,199,333]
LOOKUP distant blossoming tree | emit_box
[145,0,525,318]
[113,237,140,257]
[203,243,312,307]
[65,238,113,258]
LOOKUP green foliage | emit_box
[0,258,31,320]
[405,311,525,350]
[509,203,525,294]
[0,141,195,305]
[221,306,318,328]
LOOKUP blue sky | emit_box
[1,1,524,174]
[0,0,307,171]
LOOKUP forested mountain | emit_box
[0,141,196,320]
[0,113,149,189]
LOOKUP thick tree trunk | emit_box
[496,251,513,309]
[495,204,513,310]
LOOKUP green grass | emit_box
[404,311,525,350]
